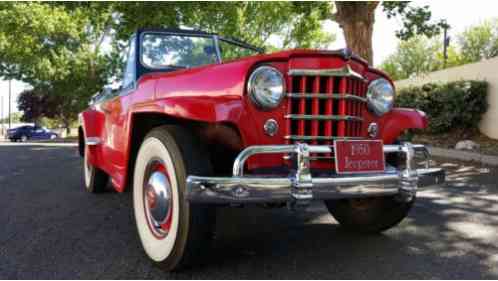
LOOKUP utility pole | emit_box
[1,95,3,136]
[443,24,450,68]
[8,79,11,129]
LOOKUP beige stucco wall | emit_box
[395,57,498,139]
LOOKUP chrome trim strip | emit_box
[283,154,336,161]
[287,93,367,103]
[85,137,101,146]
[284,135,362,141]
[285,114,363,122]
[288,65,366,81]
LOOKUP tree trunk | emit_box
[334,2,379,65]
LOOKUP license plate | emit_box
[334,140,385,174]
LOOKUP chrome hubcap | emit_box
[144,163,172,238]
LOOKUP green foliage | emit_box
[0,112,22,124]
[112,2,334,50]
[396,80,488,134]
[380,19,498,80]
[379,35,461,80]
[0,2,336,126]
[332,2,446,64]
[0,2,116,126]
[381,2,449,41]
[458,19,498,64]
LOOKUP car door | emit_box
[99,35,137,186]
[32,127,45,139]
[25,126,37,139]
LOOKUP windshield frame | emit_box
[139,31,263,70]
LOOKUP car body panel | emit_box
[80,45,428,192]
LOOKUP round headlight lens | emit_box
[247,66,285,110]
[366,78,394,116]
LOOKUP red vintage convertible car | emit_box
[79,28,445,270]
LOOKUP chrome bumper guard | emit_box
[186,143,445,204]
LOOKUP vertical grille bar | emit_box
[351,80,358,136]
[285,76,293,145]
[338,77,347,137]
[346,80,353,136]
[311,76,320,145]
[324,77,334,141]
[356,80,362,136]
[325,77,334,158]
[360,81,367,136]
[298,76,307,136]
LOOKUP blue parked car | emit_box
[7,126,58,142]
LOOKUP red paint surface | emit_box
[80,49,428,192]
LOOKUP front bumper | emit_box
[186,143,445,204]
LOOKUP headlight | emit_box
[366,78,394,116]
[247,66,285,110]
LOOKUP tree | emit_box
[112,2,333,49]
[0,2,114,127]
[332,2,448,64]
[379,35,461,80]
[0,112,22,124]
[17,86,81,132]
[458,19,498,64]
[106,2,335,82]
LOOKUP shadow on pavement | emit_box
[0,144,497,279]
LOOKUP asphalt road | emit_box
[1,141,498,279]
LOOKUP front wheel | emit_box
[20,135,28,142]
[325,195,415,234]
[133,125,215,271]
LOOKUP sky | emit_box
[0,0,497,117]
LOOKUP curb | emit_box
[429,146,498,166]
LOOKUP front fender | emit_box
[79,109,105,167]
[378,108,428,144]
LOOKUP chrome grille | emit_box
[284,65,368,161]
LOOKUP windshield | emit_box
[219,38,259,61]
[142,33,218,69]
[141,32,262,69]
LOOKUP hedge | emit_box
[396,80,488,134]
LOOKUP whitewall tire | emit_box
[83,145,108,193]
[133,125,215,271]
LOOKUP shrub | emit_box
[396,80,488,134]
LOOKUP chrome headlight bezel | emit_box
[247,66,285,110]
[366,78,395,116]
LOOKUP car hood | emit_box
[240,48,369,66]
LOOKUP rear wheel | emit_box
[325,195,414,234]
[20,135,28,142]
[133,125,215,271]
[83,146,108,193]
